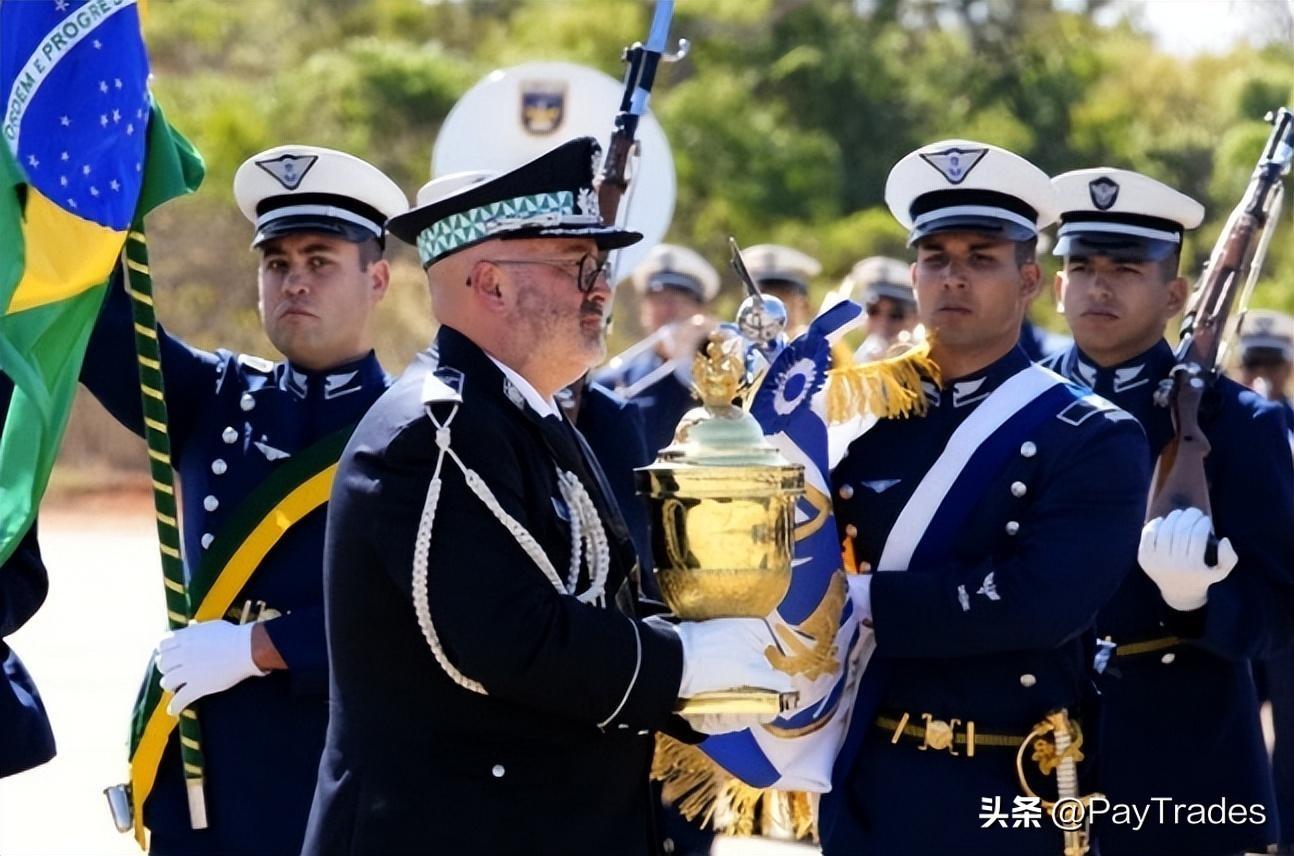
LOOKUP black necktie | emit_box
[538,414,630,540]
[539,414,583,471]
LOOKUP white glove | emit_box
[846,574,873,627]
[1138,507,1237,612]
[646,616,797,734]
[667,618,797,739]
[157,620,266,716]
[668,617,795,699]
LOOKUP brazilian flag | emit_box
[0,0,203,565]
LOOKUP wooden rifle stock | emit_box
[597,131,635,227]
[596,0,676,228]
[1147,108,1294,567]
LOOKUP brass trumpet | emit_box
[603,313,715,399]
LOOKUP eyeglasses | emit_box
[484,252,611,294]
[866,305,912,322]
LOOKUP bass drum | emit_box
[432,61,675,280]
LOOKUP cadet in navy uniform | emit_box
[1235,310,1294,855]
[80,146,406,854]
[820,141,1150,855]
[595,243,718,456]
[1236,309,1294,426]
[303,138,803,855]
[742,243,820,336]
[840,255,919,361]
[0,372,56,780]
[1046,167,1294,854]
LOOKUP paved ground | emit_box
[0,509,818,855]
[0,510,162,855]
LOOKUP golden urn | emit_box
[636,329,805,714]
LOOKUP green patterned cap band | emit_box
[417,190,599,265]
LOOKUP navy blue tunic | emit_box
[80,274,389,854]
[574,380,656,591]
[0,372,56,779]
[1046,340,1294,855]
[594,351,697,458]
[822,346,1149,855]
[1258,391,1294,848]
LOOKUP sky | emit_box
[1115,0,1292,56]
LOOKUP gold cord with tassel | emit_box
[825,338,940,424]
[652,735,818,840]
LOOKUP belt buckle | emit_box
[234,600,281,623]
[919,712,961,756]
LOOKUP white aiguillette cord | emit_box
[412,402,610,694]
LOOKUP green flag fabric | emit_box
[0,105,204,566]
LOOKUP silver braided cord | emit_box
[558,471,610,605]
[565,472,585,593]
[412,407,487,695]
[413,403,612,693]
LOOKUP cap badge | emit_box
[1088,176,1120,211]
[919,146,988,185]
[520,80,567,136]
[577,185,601,221]
[254,153,319,191]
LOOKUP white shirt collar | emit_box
[486,355,561,418]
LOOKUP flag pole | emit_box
[120,231,208,829]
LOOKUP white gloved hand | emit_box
[157,620,266,716]
[664,616,796,699]
[1138,507,1237,612]
[645,616,802,735]
[846,574,873,627]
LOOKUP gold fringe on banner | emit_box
[651,735,818,840]
[825,338,940,424]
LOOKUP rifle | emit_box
[596,0,688,225]
[1148,108,1294,560]
[568,0,686,424]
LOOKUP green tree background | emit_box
[55,0,1294,482]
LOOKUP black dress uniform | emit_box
[80,273,389,854]
[1047,341,1294,854]
[0,373,56,779]
[306,136,703,855]
[302,328,684,855]
[821,346,1149,855]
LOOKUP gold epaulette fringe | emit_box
[652,734,818,840]
[825,339,940,424]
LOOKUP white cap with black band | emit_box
[1051,167,1204,262]
[886,139,1059,246]
[234,145,408,248]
